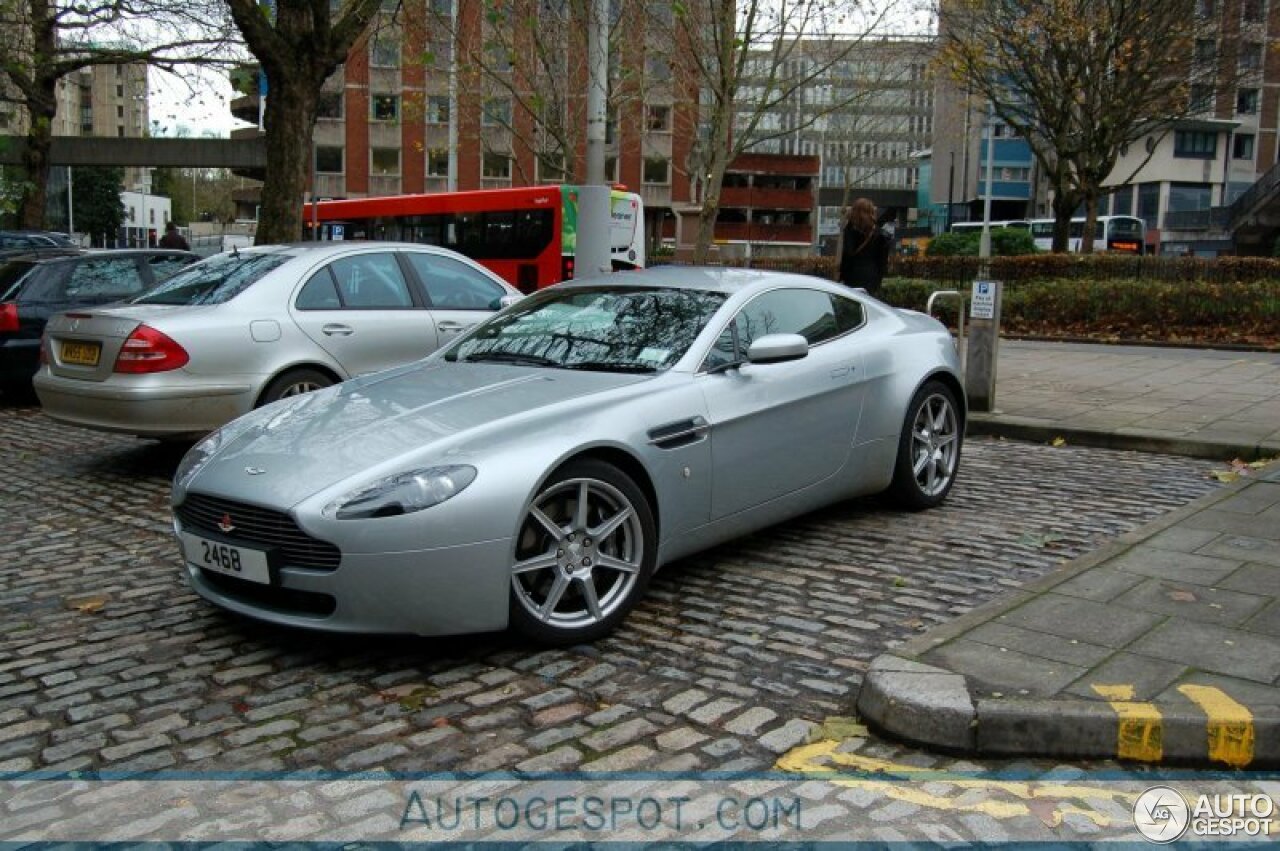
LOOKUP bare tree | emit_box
[651,0,904,262]
[228,0,385,243]
[938,0,1216,252]
[0,0,234,229]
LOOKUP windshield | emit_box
[446,286,727,372]
[131,252,291,306]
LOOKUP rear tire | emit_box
[258,368,333,406]
[888,380,963,510]
[508,459,656,645]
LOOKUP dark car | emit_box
[0,230,77,249]
[0,249,198,394]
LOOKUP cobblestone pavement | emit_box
[0,400,1238,840]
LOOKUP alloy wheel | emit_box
[910,393,959,497]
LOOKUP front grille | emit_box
[176,493,341,571]
[200,569,336,617]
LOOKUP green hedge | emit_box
[925,229,1038,257]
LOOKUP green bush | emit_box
[924,228,1038,257]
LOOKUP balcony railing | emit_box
[1163,208,1230,231]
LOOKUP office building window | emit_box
[1174,130,1217,158]
[371,93,400,122]
[482,98,511,127]
[1197,0,1214,14]
[116,84,124,97]
[1242,0,1264,21]
[1168,182,1212,211]
[316,145,344,173]
[1194,39,1216,64]
[1237,88,1259,114]
[1240,42,1263,70]
[371,147,401,175]
[371,36,400,68]
[1112,187,1134,216]
[427,149,449,177]
[482,152,511,178]
[427,96,449,124]
[1190,85,1214,113]
[1138,183,1161,221]
[646,105,671,132]
[537,152,566,182]
[643,157,670,185]
[317,91,344,119]
[1234,134,1255,159]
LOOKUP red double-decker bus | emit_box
[304,185,644,292]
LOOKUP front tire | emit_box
[509,459,656,645]
[888,380,963,510]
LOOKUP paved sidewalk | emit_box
[971,341,1280,459]
[857,341,1280,768]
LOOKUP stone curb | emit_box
[968,415,1280,461]
[856,654,1280,767]
[856,463,1280,768]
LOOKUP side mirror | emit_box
[494,293,524,310]
[746,333,808,365]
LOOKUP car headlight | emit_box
[173,429,225,495]
[326,465,477,520]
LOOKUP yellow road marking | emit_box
[1177,684,1254,769]
[777,740,1129,826]
[1092,684,1163,763]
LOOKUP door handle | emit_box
[437,321,469,333]
[322,324,354,336]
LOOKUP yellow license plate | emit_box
[60,341,101,366]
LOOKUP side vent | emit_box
[647,416,709,450]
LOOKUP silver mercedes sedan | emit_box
[172,267,965,644]
[33,242,520,437]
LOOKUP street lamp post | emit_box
[946,151,955,232]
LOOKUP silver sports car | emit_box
[172,267,964,643]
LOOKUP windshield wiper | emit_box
[455,351,559,367]
[560,361,659,373]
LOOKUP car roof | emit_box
[35,248,196,264]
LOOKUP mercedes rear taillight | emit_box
[113,325,189,373]
[0,303,17,333]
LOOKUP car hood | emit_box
[184,361,651,507]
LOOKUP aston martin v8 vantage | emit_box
[172,267,965,643]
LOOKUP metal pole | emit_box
[946,152,955,232]
[447,0,458,192]
[66,166,74,236]
[574,0,611,278]
[978,103,996,275]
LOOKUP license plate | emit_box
[60,340,101,366]
[181,532,271,584]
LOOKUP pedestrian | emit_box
[838,198,890,295]
[159,221,190,251]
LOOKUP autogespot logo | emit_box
[1134,786,1191,843]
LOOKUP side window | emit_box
[64,259,147,300]
[296,268,341,310]
[702,289,852,370]
[148,254,195,282]
[404,252,507,310]
[327,253,413,309]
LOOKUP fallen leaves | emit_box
[1167,589,1197,603]
[67,596,107,614]
[1018,531,1065,548]
[1209,457,1276,483]
[1051,436,1067,447]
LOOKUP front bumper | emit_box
[178,520,515,636]
[34,372,256,437]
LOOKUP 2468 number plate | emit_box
[180,532,270,584]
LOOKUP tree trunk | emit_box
[17,101,55,230]
[255,79,320,244]
[1080,195,1099,253]
[1050,191,1076,253]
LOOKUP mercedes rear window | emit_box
[131,252,291,306]
[0,261,38,301]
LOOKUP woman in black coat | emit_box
[838,197,890,295]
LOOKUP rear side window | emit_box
[64,258,147,300]
[133,253,290,306]
[403,252,506,310]
[296,269,342,310]
[328,253,413,308]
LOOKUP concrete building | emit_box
[732,37,935,249]
[229,0,697,249]
[931,0,1280,253]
